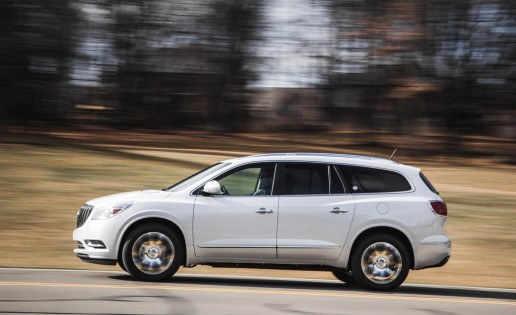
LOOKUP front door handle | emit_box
[256,207,274,214]
[330,207,348,214]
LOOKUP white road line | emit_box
[1,281,515,307]
[1,267,515,294]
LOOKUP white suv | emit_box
[73,153,450,291]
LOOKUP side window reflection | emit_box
[254,167,274,195]
[339,165,412,193]
[284,164,329,195]
[217,164,276,196]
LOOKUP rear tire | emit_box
[351,233,410,291]
[122,223,183,281]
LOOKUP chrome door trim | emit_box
[197,245,276,248]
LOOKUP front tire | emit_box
[122,223,183,281]
[351,233,410,291]
[332,269,357,284]
[117,258,127,272]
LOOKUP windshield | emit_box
[166,162,230,192]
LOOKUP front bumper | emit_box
[75,252,117,265]
[73,218,121,262]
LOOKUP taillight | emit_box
[429,201,447,216]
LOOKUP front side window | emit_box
[340,165,411,193]
[216,163,276,196]
[284,163,329,195]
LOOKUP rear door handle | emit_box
[330,207,348,214]
[256,207,274,214]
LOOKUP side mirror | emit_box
[201,180,223,196]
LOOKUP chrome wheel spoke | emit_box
[361,242,402,284]
[132,232,175,275]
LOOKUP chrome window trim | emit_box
[189,160,415,196]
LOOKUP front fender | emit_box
[114,208,192,260]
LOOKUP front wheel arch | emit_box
[118,218,187,268]
[121,223,184,281]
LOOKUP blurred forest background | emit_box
[0,0,514,144]
[1,0,515,287]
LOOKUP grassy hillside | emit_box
[1,128,514,288]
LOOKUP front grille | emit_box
[76,204,94,228]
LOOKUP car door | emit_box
[193,163,278,259]
[277,163,355,260]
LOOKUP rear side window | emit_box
[284,163,329,195]
[420,172,439,195]
[340,166,411,193]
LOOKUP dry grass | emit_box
[0,128,514,288]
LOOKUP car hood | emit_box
[86,190,169,207]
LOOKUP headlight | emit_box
[91,202,134,220]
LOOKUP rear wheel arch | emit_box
[349,227,414,270]
[118,217,187,266]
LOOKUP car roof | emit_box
[223,152,416,171]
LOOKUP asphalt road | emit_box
[0,268,515,315]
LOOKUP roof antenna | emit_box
[389,148,398,160]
